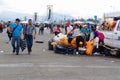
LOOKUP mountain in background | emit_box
[0,11,74,22]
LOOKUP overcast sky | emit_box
[0,0,120,18]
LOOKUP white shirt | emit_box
[73,29,80,36]
[67,26,73,34]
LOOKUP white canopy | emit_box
[21,21,28,24]
[74,21,84,24]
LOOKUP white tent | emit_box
[21,21,28,24]
[74,21,84,24]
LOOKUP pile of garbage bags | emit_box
[48,33,97,55]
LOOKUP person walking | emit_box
[7,21,12,41]
[39,23,44,35]
[8,18,23,55]
[0,23,3,33]
[24,19,36,55]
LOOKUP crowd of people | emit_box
[51,22,105,55]
[1,18,37,55]
[0,18,104,56]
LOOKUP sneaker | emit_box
[94,52,100,55]
[76,52,79,55]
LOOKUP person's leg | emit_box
[29,35,33,53]
[94,43,100,55]
[43,30,44,35]
[40,30,42,35]
[50,28,53,33]
[8,33,12,41]
[76,36,79,52]
[11,37,16,53]
[99,40,104,54]
[26,35,31,53]
[39,28,41,35]
[8,34,11,41]
[16,37,20,55]
[0,28,1,33]
[41,30,43,35]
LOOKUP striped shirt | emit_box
[24,25,36,35]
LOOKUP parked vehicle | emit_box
[101,20,120,57]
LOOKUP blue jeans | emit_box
[11,36,20,53]
[26,35,33,52]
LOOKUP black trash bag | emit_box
[20,39,27,51]
[35,41,44,43]
[48,39,54,50]
[54,44,67,54]
[54,44,75,54]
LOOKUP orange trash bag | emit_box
[86,40,94,56]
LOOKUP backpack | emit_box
[97,32,105,41]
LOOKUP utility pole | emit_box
[34,12,38,24]
[47,5,53,23]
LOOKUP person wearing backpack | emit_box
[8,18,23,55]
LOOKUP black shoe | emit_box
[30,49,32,52]
[16,53,19,55]
[13,49,15,53]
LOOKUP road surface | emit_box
[0,28,120,80]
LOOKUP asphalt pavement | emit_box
[0,28,120,80]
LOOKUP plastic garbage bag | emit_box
[20,39,26,51]
[86,40,94,56]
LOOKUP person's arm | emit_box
[33,26,37,39]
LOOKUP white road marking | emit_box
[0,63,119,69]
[39,65,120,69]
[0,63,34,67]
